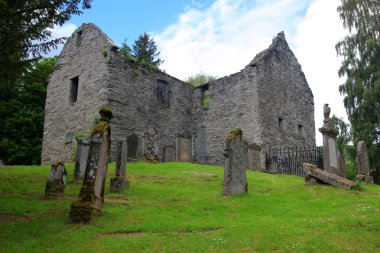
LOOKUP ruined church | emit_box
[41,23,315,167]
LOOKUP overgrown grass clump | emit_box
[0,162,379,252]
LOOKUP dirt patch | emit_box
[0,214,33,224]
[182,170,216,176]
[103,227,221,237]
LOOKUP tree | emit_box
[0,57,57,164]
[0,0,92,86]
[336,0,380,182]
[120,33,163,69]
[185,72,217,87]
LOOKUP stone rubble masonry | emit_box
[222,128,248,195]
[69,107,112,224]
[142,128,160,162]
[356,141,373,184]
[44,162,67,198]
[303,163,357,190]
[73,138,90,181]
[110,139,129,193]
[41,24,315,166]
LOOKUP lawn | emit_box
[0,162,379,253]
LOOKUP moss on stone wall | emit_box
[226,128,243,142]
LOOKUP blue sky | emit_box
[52,0,349,144]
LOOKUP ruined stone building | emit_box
[41,23,315,167]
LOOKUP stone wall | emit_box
[107,50,194,161]
[41,24,114,164]
[255,32,315,152]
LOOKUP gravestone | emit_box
[127,133,138,160]
[337,150,346,178]
[142,128,160,162]
[176,131,192,162]
[247,143,261,171]
[0,160,5,166]
[356,141,373,184]
[163,146,175,162]
[110,139,129,192]
[303,163,357,190]
[69,106,113,224]
[222,128,248,195]
[44,162,67,198]
[318,104,341,176]
[73,138,90,182]
[195,126,208,163]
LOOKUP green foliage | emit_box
[336,0,380,183]
[345,160,357,180]
[0,0,92,87]
[185,72,217,87]
[101,48,108,57]
[0,57,57,164]
[120,34,163,69]
[202,90,210,109]
[0,162,379,252]
[331,115,356,160]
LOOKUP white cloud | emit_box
[43,23,78,57]
[156,0,348,145]
[293,0,348,145]
[155,0,311,79]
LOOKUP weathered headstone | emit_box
[0,160,5,166]
[247,143,261,171]
[303,163,357,190]
[222,128,248,195]
[356,141,373,184]
[44,162,67,198]
[176,131,192,162]
[318,104,342,176]
[73,138,90,182]
[163,146,175,162]
[195,126,208,163]
[337,150,346,178]
[142,128,160,162]
[110,139,129,192]
[69,106,113,223]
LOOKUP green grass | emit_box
[0,162,379,253]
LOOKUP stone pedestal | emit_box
[110,139,129,193]
[222,128,248,195]
[319,104,342,176]
[142,128,160,162]
[73,138,90,182]
[356,141,373,184]
[69,106,112,224]
[44,162,67,198]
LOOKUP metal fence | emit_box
[264,146,323,177]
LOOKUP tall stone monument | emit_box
[69,106,113,223]
[222,128,248,195]
[73,138,90,182]
[318,104,343,176]
[356,141,373,184]
[44,162,67,198]
[110,139,129,192]
[142,128,160,162]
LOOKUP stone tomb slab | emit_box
[303,163,357,190]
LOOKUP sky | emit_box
[50,0,349,145]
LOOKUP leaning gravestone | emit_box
[222,128,248,195]
[110,139,129,192]
[142,128,160,162]
[356,141,373,184]
[69,106,113,223]
[73,138,90,182]
[318,104,342,176]
[44,162,67,198]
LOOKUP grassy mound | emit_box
[0,162,379,252]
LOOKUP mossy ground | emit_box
[0,162,379,252]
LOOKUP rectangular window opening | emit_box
[202,89,210,109]
[157,79,169,107]
[298,124,304,137]
[69,76,79,104]
[76,30,83,46]
[278,117,284,130]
